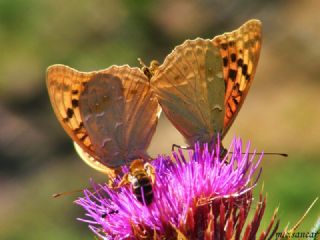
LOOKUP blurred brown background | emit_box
[0,0,319,239]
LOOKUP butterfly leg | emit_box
[171,144,191,151]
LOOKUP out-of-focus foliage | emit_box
[0,0,319,239]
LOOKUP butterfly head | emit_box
[138,58,160,80]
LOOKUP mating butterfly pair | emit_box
[47,19,262,205]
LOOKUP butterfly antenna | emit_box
[137,58,147,68]
[171,144,191,151]
[52,188,93,198]
[261,152,288,157]
[229,152,288,157]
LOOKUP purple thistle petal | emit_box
[75,136,272,239]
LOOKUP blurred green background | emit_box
[0,0,319,239]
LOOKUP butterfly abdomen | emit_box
[131,172,154,205]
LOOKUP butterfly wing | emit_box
[152,39,225,145]
[213,19,262,137]
[73,142,115,176]
[152,19,261,145]
[79,67,160,167]
[47,65,99,158]
[47,64,160,170]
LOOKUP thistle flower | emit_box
[76,137,279,239]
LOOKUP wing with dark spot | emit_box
[47,65,160,169]
[213,19,262,136]
[46,65,98,159]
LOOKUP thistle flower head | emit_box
[76,137,278,239]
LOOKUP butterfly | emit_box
[149,19,262,149]
[46,65,160,205]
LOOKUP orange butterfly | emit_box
[46,65,160,204]
[150,19,262,148]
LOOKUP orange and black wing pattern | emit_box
[213,19,262,137]
[47,65,160,172]
[151,19,262,145]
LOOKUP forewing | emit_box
[152,39,225,145]
[213,19,262,136]
[47,65,159,169]
[79,66,160,168]
[46,64,98,158]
